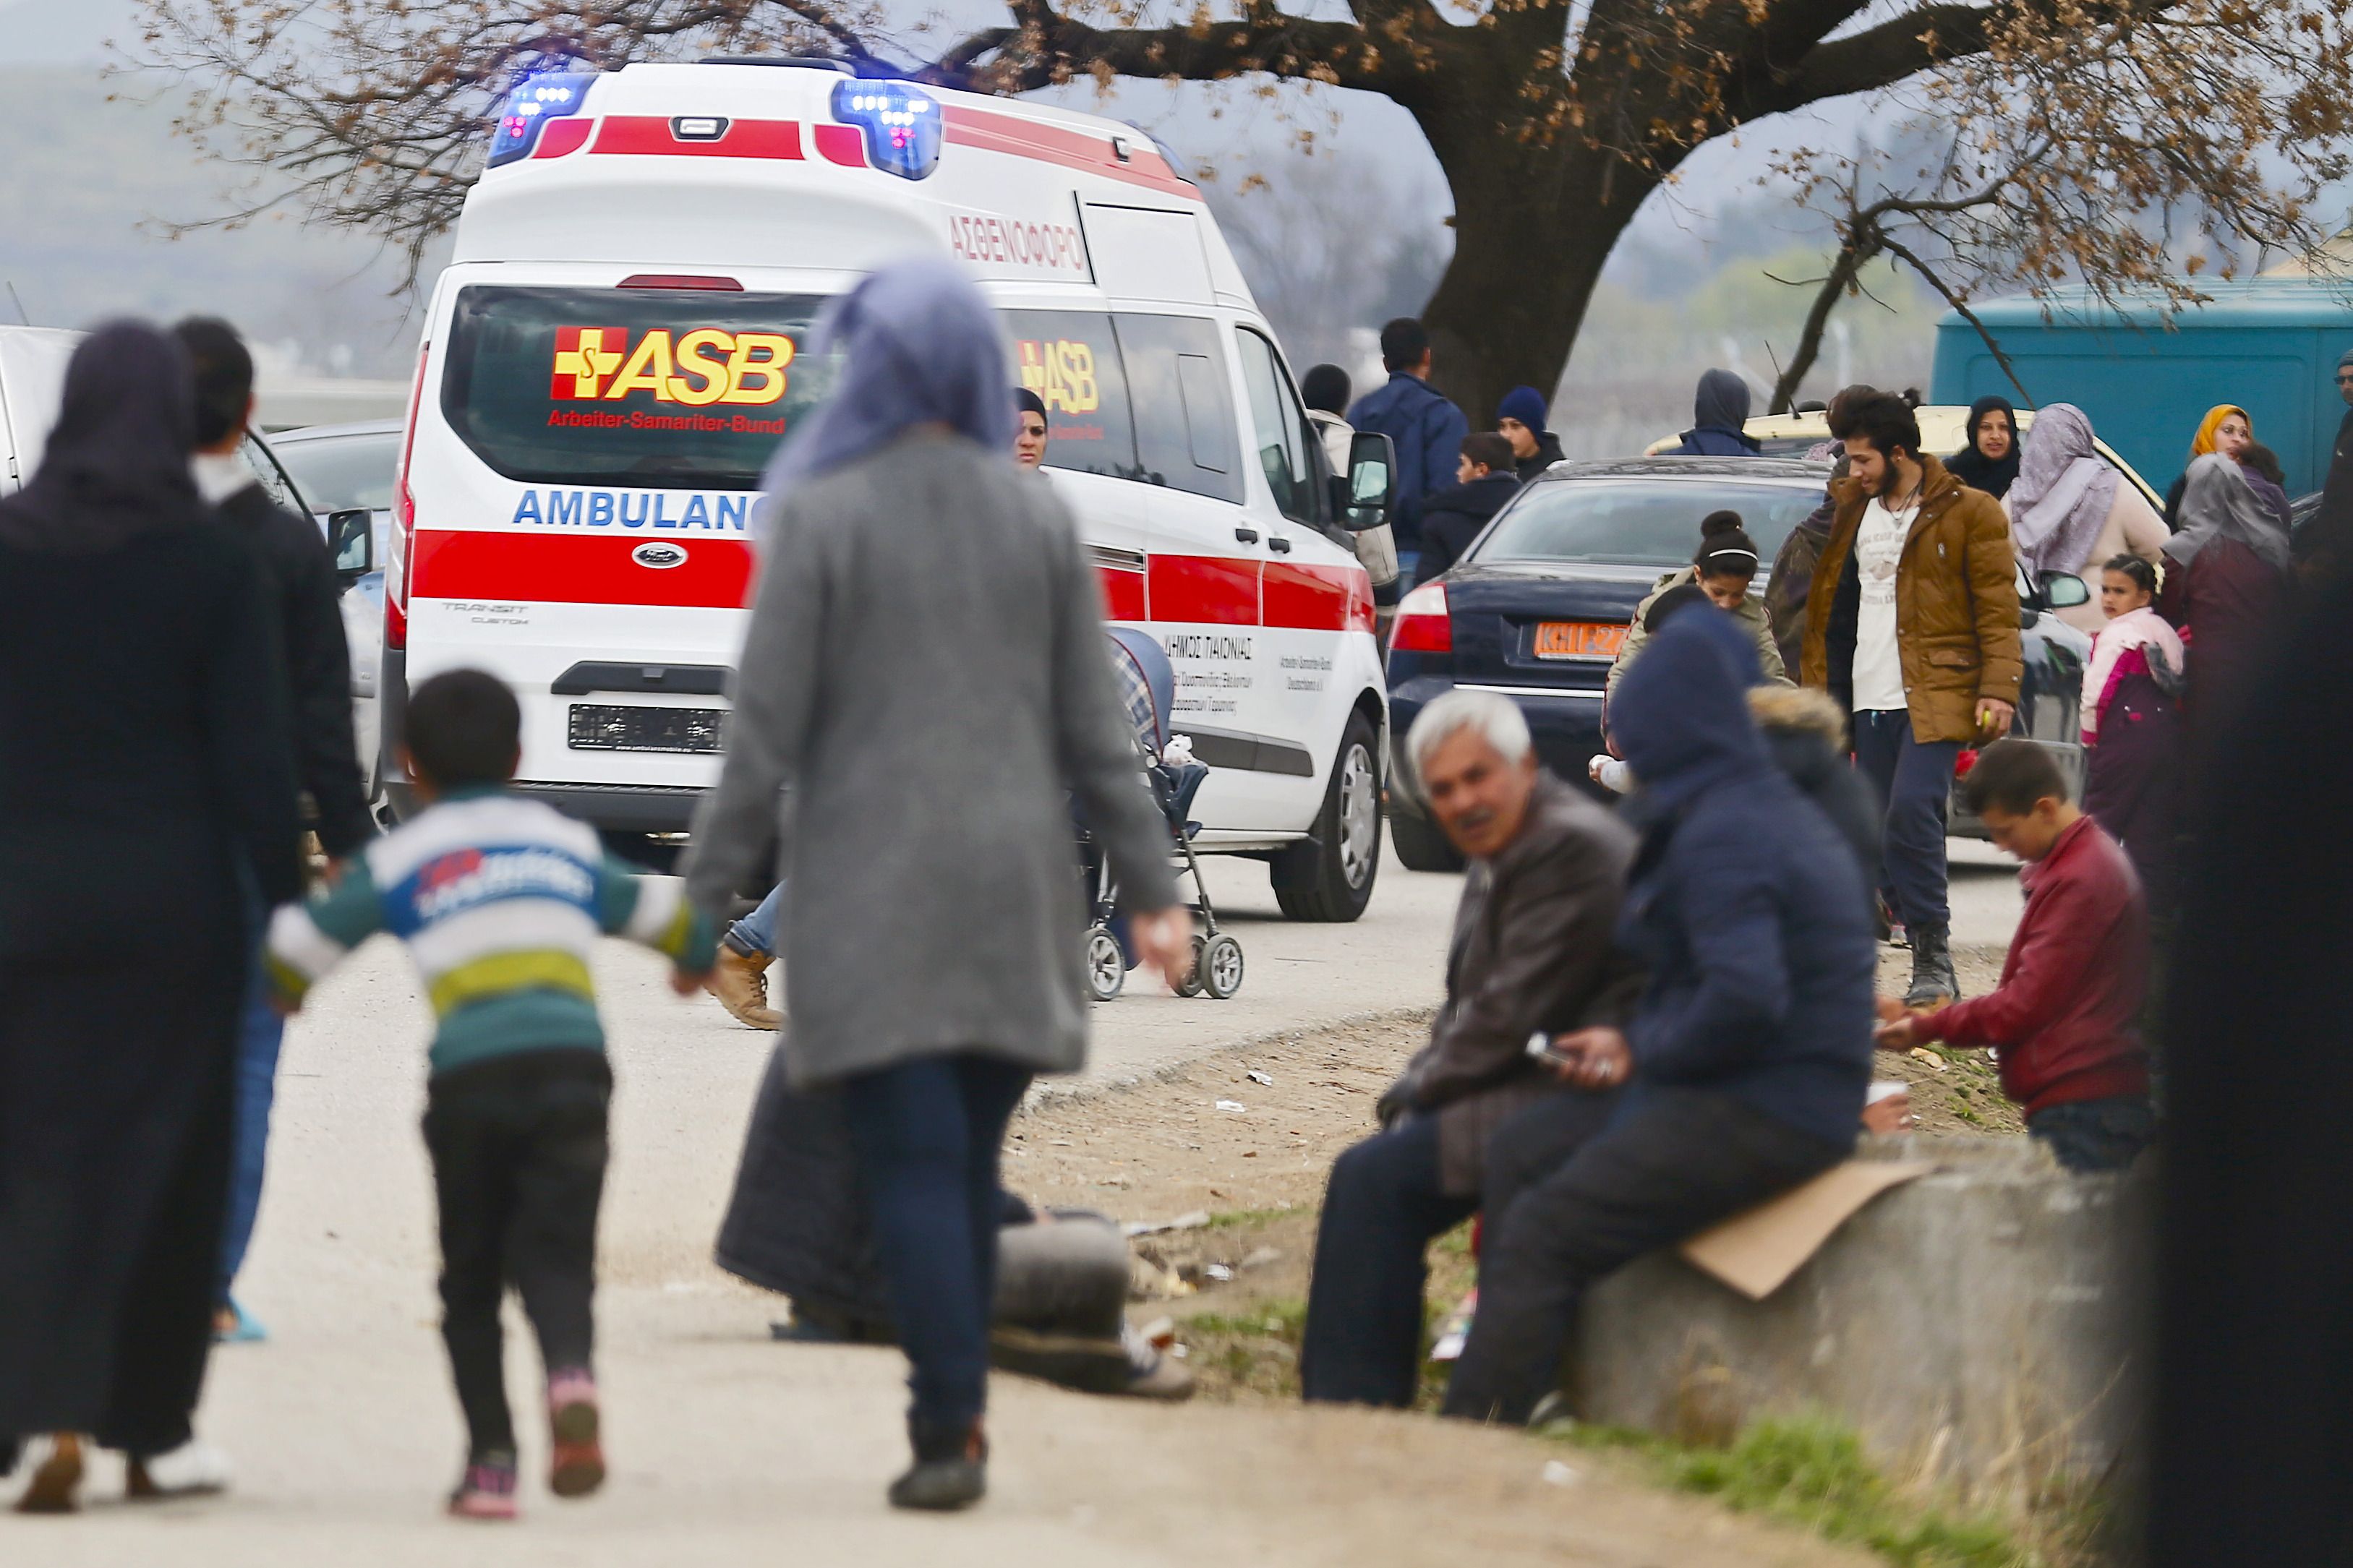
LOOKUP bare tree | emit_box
[131,0,2353,422]
[1763,4,2353,412]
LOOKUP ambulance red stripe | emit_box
[410,530,754,610]
[1099,566,1147,621]
[811,124,867,167]
[941,107,1200,202]
[410,531,1367,632]
[1148,554,1257,625]
[589,116,806,160]
[1263,560,1375,635]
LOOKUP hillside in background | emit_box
[0,64,433,377]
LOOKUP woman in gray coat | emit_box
[683,258,1187,1512]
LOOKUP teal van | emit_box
[1929,278,2353,499]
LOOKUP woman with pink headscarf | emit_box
[2002,404,2166,633]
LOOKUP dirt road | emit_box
[6,833,2020,1562]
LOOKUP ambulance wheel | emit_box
[1388,809,1466,873]
[1271,713,1380,923]
[1200,935,1244,1000]
[1174,935,1208,998]
[1085,930,1125,1002]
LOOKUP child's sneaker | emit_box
[546,1368,605,1499]
[448,1450,518,1521]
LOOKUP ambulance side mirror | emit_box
[1336,432,1396,532]
[330,509,376,586]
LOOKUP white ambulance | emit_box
[385,57,1394,919]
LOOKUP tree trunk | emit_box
[1412,103,1667,431]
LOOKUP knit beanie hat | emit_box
[1497,385,1548,431]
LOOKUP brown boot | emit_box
[708,943,781,1030]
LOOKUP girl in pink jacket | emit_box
[2080,554,2185,917]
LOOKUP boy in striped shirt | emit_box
[268,669,716,1520]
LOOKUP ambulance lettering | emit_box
[509,489,753,531]
[550,327,795,407]
[1015,338,1101,414]
[947,214,1088,275]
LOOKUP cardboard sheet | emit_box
[1678,1160,1934,1300]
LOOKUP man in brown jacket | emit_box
[1300,690,1637,1408]
[1801,393,2023,1006]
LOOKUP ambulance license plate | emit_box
[568,705,727,754]
[1532,621,1625,661]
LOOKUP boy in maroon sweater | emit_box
[1876,740,2154,1171]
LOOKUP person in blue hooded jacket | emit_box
[1440,609,1874,1426]
[1665,368,1762,457]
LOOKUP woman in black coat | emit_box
[0,324,302,1509]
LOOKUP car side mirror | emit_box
[329,509,375,584]
[2040,571,2091,610]
[1334,431,1396,531]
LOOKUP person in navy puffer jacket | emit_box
[1442,609,1874,1426]
[1347,317,1469,571]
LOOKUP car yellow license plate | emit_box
[1532,621,1625,660]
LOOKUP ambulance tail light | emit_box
[487,71,594,167]
[386,343,429,653]
[829,79,941,180]
[1391,580,1453,654]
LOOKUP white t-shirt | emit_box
[1850,496,1917,712]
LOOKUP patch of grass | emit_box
[1553,1415,2029,1568]
[1201,1205,1297,1230]
[1178,1298,1309,1400]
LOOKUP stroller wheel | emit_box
[1085,928,1126,1002]
[1200,934,1244,1000]
[1173,934,1208,998]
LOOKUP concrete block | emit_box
[1567,1135,2151,1514]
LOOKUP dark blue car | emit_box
[1384,457,2090,870]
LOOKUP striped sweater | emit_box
[267,787,717,1076]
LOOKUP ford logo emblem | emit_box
[632,542,687,570]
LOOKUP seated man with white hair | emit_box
[1299,691,1641,1408]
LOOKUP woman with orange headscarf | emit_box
[2164,405,2255,529]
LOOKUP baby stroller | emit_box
[1082,627,1244,1002]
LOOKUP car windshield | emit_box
[1473,479,1822,568]
[440,285,839,489]
[273,431,401,514]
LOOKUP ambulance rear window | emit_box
[440,286,834,489]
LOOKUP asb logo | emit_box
[632,541,688,569]
[551,327,796,407]
[1015,338,1101,414]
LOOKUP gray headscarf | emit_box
[760,256,1012,500]
[2171,451,2292,573]
[2007,403,2119,578]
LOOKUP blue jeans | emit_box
[727,883,783,956]
[840,1054,1033,1431]
[2028,1095,2156,1173]
[1851,709,1961,930]
[219,945,284,1303]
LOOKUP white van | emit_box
[0,327,81,488]
[385,58,1393,919]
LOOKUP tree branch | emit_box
[936,0,1407,99]
[1742,2,1994,117]
[1880,233,2036,407]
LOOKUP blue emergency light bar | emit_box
[488,72,596,167]
[829,79,942,181]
